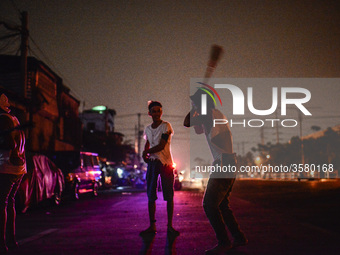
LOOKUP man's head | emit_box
[190,88,215,112]
[0,94,11,113]
[148,101,163,122]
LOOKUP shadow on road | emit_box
[139,233,156,255]
[139,232,179,255]
[165,232,179,255]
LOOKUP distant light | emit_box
[172,163,177,169]
[92,105,107,111]
[266,154,270,159]
[117,168,124,178]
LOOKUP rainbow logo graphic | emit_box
[196,82,222,106]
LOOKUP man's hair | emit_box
[190,88,215,110]
[148,101,162,112]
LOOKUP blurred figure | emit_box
[184,88,247,255]
[0,94,26,253]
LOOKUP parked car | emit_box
[49,151,102,199]
[16,153,64,213]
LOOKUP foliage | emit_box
[251,127,340,177]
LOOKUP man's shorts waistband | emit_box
[149,158,172,168]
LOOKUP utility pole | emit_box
[105,106,109,136]
[299,112,304,165]
[260,126,264,145]
[275,109,280,144]
[19,12,31,148]
[20,11,29,96]
[0,11,28,94]
[137,113,141,160]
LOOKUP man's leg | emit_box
[203,178,231,246]
[140,200,157,235]
[166,199,179,235]
[0,174,16,252]
[161,165,179,236]
[166,199,173,227]
[140,162,159,235]
[220,153,248,247]
[219,179,247,246]
[6,176,22,248]
[148,200,156,229]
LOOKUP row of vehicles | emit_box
[16,151,184,213]
[17,151,112,212]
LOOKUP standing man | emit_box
[0,94,26,253]
[184,89,247,255]
[140,101,179,237]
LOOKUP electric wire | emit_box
[8,0,21,16]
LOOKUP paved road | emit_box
[9,179,340,255]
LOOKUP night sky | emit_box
[1,0,339,170]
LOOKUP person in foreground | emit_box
[0,94,26,253]
[184,89,247,254]
[140,101,179,237]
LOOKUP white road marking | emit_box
[18,228,58,245]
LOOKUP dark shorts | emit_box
[146,159,174,202]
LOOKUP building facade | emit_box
[0,55,81,153]
[80,106,116,134]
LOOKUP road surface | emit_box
[10,179,340,255]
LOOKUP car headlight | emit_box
[66,173,74,182]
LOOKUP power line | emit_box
[0,35,19,53]
[27,35,84,102]
[8,0,21,15]
[0,32,20,41]
[28,36,63,79]
[1,9,83,102]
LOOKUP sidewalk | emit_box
[10,187,340,255]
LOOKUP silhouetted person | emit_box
[0,94,26,253]
[140,101,179,237]
[184,89,247,255]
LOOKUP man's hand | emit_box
[142,150,150,163]
[184,109,205,134]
